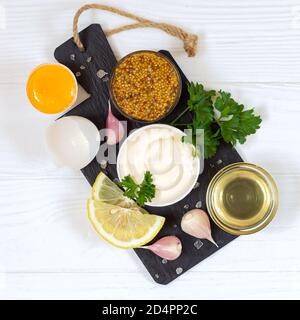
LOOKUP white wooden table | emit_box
[1,0,300,299]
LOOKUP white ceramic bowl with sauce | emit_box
[117,124,201,207]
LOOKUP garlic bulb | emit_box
[181,209,218,247]
[141,236,182,260]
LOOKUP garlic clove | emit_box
[207,235,219,248]
[141,236,182,260]
[105,100,124,145]
[181,209,218,247]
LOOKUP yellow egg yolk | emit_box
[26,64,77,114]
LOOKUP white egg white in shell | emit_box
[46,116,100,170]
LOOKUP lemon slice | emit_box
[92,172,148,214]
[92,172,133,205]
[88,200,165,248]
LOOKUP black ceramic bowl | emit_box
[109,50,182,123]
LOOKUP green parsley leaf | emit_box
[238,109,262,142]
[188,82,215,128]
[137,171,156,207]
[214,91,243,117]
[216,91,262,145]
[176,83,262,159]
[186,83,220,158]
[204,128,220,159]
[119,175,139,200]
[119,171,156,207]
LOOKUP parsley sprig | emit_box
[172,82,262,159]
[119,171,156,207]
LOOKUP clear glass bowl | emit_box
[206,162,279,235]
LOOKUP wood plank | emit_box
[1,0,300,83]
[1,271,299,299]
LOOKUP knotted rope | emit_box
[73,3,198,57]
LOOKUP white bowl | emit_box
[117,124,200,207]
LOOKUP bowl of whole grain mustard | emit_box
[110,50,182,122]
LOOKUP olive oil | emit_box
[206,163,278,235]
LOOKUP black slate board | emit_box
[54,24,242,285]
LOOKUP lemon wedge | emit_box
[88,172,165,248]
[92,172,148,214]
[92,172,135,205]
[88,200,165,248]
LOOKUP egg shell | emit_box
[46,116,100,170]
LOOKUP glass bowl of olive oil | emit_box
[206,162,278,235]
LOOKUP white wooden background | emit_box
[0,0,300,300]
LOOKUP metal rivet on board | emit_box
[154,273,159,279]
[80,65,86,70]
[75,72,81,77]
[162,259,168,265]
[87,57,92,63]
[70,54,75,61]
[216,159,223,165]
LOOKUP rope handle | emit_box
[73,4,198,57]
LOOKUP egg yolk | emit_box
[26,64,77,114]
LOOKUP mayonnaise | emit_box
[117,124,200,206]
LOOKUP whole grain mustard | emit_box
[111,51,180,121]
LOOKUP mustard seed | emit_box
[111,52,180,121]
